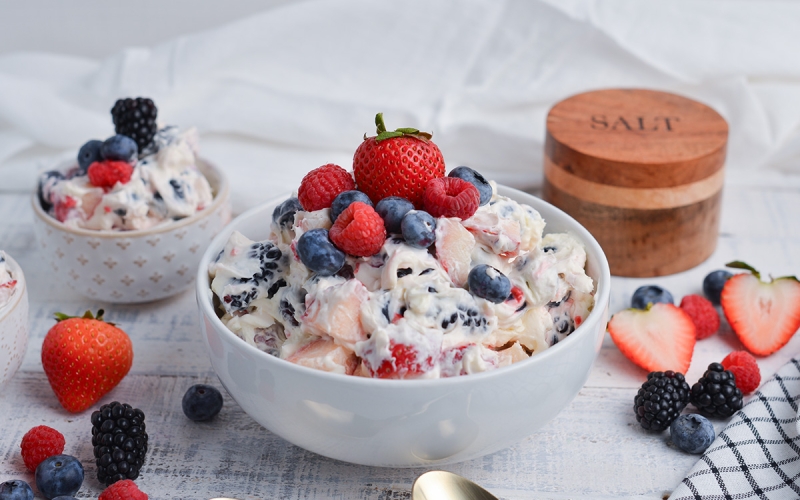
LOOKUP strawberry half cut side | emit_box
[607,303,696,373]
[720,261,800,356]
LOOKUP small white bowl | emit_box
[32,159,231,304]
[196,186,611,467]
[0,253,29,392]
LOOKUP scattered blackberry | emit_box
[633,371,691,431]
[110,97,158,152]
[690,362,743,418]
[91,402,148,486]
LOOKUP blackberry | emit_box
[690,362,743,418]
[91,402,148,486]
[633,371,691,431]
[110,97,158,152]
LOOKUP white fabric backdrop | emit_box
[1,0,799,213]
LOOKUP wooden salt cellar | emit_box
[543,89,728,277]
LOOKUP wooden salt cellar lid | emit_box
[543,89,728,277]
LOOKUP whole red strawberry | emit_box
[329,202,386,257]
[20,425,65,472]
[353,113,445,208]
[298,163,355,211]
[87,160,133,189]
[41,310,133,413]
[99,479,149,500]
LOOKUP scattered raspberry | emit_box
[54,196,77,222]
[19,425,65,472]
[87,161,134,189]
[721,350,761,394]
[298,164,355,211]
[423,177,480,219]
[374,342,434,379]
[679,294,720,340]
[329,202,386,257]
[98,479,149,500]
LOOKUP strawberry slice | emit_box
[720,261,800,356]
[607,303,696,373]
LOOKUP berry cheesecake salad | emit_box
[209,113,595,379]
[37,97,213,231]
[0,251,18,311]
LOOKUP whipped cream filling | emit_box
[0,251,18,310]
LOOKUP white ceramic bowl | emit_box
[0,253,29,392]
[32,159,231,304]
[196,186,611,467]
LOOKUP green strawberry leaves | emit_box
[54,309,116,324]
[371,112,433,143]
[726,261,798,283]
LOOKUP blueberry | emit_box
[77,140,103,173]
[375,196,414,234]
[703,270,733,306]
[670,414,715,454]
[35,455,84,500]
[400,210,437,248]
[0,480,33,500]
[37,170,65,212]
[631,285,674,309]
[448,166,492,205]
[297,228,345,276]
[331,190,373,222]
[468,264,512,303]
[272,197,303,230]
[101,134,138,163]
[182,384,224,421]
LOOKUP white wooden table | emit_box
[1,179,799,499]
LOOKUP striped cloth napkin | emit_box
[669,357,800,500]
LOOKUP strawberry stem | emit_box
[726,261,760,280]
[371,112,433,143]
[54,309,107,323]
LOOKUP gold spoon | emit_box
[412,470,498,500]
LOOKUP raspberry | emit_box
[19,425,65,472]
[423,177,480,219]
[721,350,761,394]
[679,294,720,340]
[298,164,355,211]
[87,161,134,189]
[329,202,386,257]
[54,196,77,222]
[98,479,148,500]
[374,342,434,379]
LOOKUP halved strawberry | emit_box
[607,303,696,373]
[720,261,800,356]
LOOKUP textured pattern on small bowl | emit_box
[32,159,231,304]
[0,254,29,392]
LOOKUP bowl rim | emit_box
[31,157,230,238]
[196,185,611,388]
[0,252,27,323]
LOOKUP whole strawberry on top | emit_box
[41,310,133,413]
[721,261,800,356]
[353,113,445,208]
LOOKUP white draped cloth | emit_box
[2,0,800,213]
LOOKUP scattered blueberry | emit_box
[670,414,715,454]
[631,285,674,309]
[37,170,65,212]
[272,197,303,230]
[183,384,224,421]
[76,140,103,173]
[448,166,492,205]
[35,455,83,500]
[331,190,373,222]
[100,134,138,163]
[401,210,437,248]
[0,480,33,500]
[375,196,414,234]
[297,228,345,276]
[703,270,733,306]
[468,264,512,303]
